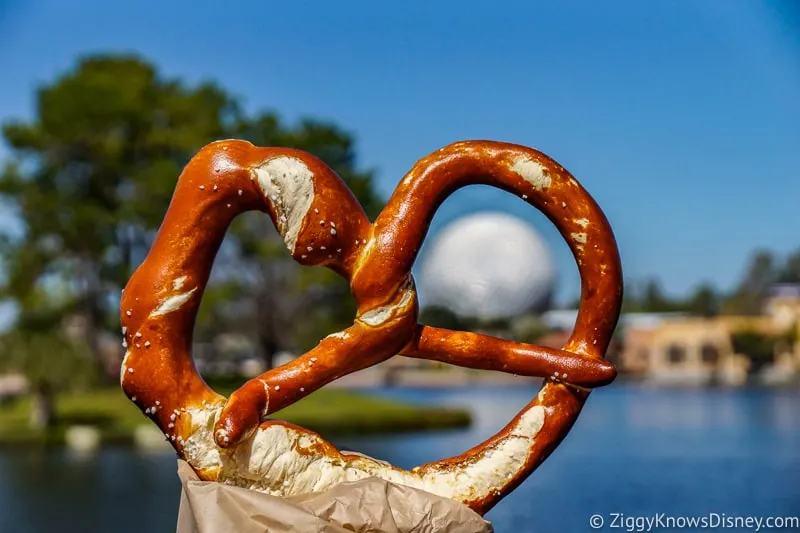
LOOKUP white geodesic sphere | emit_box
[419,212,556,319]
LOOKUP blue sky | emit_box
[1,0,799,305]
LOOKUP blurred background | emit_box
[0,1,799,532]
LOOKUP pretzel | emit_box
[120,139,622,515]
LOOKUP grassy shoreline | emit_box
[0,387,471,447]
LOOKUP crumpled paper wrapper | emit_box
[176,460,494,533]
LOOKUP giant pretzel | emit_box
[120,139,622,515]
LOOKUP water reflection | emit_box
[0,448,179,533]
[1,385,798,533]
[340,385,800,531]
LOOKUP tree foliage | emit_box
[419,306,470,332]
[722,250,776,315]
[621,278,683,314]
[730,330,777,373]
[776,250,800,284]
[0,54,236,349]
[0,53,382,377]
[0,328,94,428]
[684,283,720,317]
[0,328,94,390]
[620,247,800,317]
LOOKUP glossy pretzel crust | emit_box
[120,140,622,514]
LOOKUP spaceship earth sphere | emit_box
[419,212,556,320]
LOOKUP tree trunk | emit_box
[81,259,109,382]
[256,268,285,370]
[29,382,55,430]
[258,332,279,370]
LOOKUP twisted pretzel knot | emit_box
[120,140,622,514]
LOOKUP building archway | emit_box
[700,343,720,365]
[666,344,686,364]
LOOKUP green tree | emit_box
[776,249,800,284]
[619,278,643,313]
[730,330,776,374]
[723,250,776,315]
[0,52,383,390]
[0,328,93,428]
[0,54,236,365]
[641,279,672,312]
[619,278,680,313]
[419,305,469,331]
[684,283,720,317]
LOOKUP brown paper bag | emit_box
[176,460,494,533]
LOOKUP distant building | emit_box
[764,283,800,329]
[618,284,800,386]
[620,315,750,386]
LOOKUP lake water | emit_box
[0,385,798,532]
